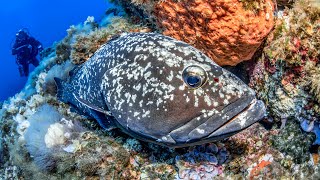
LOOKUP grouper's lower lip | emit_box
[207,98,266,138]
[163,98,266,148]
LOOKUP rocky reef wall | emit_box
[0,0,320,179]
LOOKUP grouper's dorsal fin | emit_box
[73,94,112,116]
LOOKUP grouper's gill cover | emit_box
[55,33,266,148]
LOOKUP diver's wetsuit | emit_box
[12,35,42,77]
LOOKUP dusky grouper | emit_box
[55,33,266,148]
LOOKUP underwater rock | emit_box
[277,0,296,7]
[271,121,314,164]
[0,131,3,166]
[313,122,320,145]
[114,0,275,66]
[175,144,226,179]
[306,61,320,105]
[139,163,176,179]
[70,17,151,64]
[248,0,320,144]
[42,61,75,95]
[23,104,86,171]
[301,118,315,132]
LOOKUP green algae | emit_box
[271,121,314,164]
[239,0,268,13]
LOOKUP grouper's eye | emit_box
[182,65,208,89]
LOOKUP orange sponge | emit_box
[154,0,275,66]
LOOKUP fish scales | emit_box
[55,33,266,147]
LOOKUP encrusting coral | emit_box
[271,121,315,164]
[249,0,320,126]
[70,16,151,64]
[247,0,320,169]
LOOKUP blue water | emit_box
[0,0,111,101]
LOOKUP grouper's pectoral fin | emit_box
[89,109,117,131]
[73,94,111,115]
[73,94,116,131]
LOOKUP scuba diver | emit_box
[12,28,43,77]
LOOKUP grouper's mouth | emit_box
[207,99,266,138]
[162,98,266,148]
[116,94,266,148]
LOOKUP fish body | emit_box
[55,33,266,148]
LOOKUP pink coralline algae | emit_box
[175,143,227,179]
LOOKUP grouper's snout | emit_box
[164,98,266,148]
[208,99,266,138]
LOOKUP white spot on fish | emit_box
[132,94,137,102]
[204,95,212,106]
[186,96,190,102]
[142,110,150,118]
[238,111,248,127]
[134,83,141,91]
[167,71,174,81]
[156,98,163,107]
[196,128,205,134]
[134,112,140,117]
[194,96,199,107]
[213,102,219,107]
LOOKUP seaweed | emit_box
[239,0,268,13]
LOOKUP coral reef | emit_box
[113,0,275,66]
[248,0,320,136]
[277,0,296,7]
[23,104,87,171]
[246,0,320,175]
[109,0,157,27]
[42,61,75,94]
[271,121,315,164]
[306,61,320,104]
[70,16,151,64]
[175,144,227,179]
[222,122,320,179]
[1,0,320,179]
